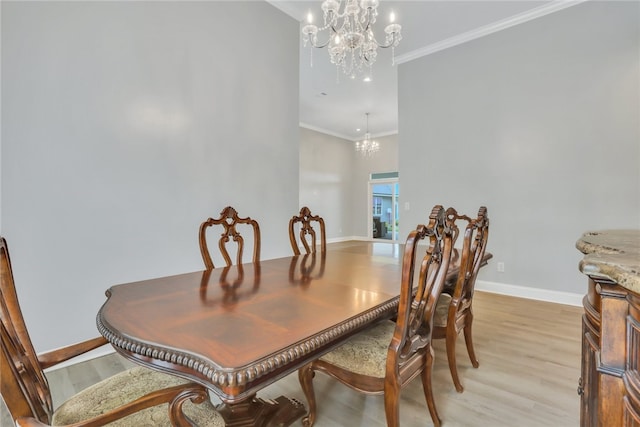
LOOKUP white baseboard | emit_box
[327,236,369,243]
[476,280,583,307]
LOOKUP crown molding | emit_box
[265,0,303,21]
[300,122,354,141]
[300,123,398,142]
[395,0,588,65]
[372,130,399,140]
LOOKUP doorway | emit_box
[369,176,399,241]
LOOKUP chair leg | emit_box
[446,325,464,393]
[463,314,480,369]
[421,346,441,427]
[298,364,317,427]
[383,375,401,427]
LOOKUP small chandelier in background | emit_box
[301,0,402,80]
[355,113,380,156]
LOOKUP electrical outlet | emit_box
[404,202,410,211]
[497,262,505,273]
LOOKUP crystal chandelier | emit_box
[355,113,380,156]
[301,0,402,79]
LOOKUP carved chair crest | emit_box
[445,206,489,304]
[289,207,326,255]
[199,206,261,269]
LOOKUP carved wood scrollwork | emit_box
[395,205,457,363]
[199,206,261,269]
[289,207,326,255]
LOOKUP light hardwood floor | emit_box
[1,291,582,426]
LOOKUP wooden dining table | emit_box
[97,241,491,426]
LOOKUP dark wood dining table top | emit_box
[96,241,490,404]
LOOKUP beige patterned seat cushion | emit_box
[52,366,225,426]
[319,320,396,378]
[434,293,452,328]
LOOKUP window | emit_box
[373,197,382,216]
[369,173,399,241]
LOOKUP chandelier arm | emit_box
[373,33,400,49]
[331,18,347,34]
[307,23,343,49]
[307,35,332,49]
[361,9,373,32]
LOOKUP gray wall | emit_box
[398,1,639,295]
[2,2,299,352]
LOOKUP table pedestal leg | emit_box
[217,395,306,427]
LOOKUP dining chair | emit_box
[0,237,224,427]
[433,206,489,393]
[199,205,261,269]
[297,205,456,427]
[289,206,326,255]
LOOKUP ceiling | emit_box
[268,0,569,141]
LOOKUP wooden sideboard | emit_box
[577,230,640,426]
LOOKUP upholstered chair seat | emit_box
[52,367,225,426]
[433,293,452,328]
[318,320,396,378]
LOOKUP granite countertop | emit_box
[576,230,640,293]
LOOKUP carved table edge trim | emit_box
[96,298,398,389]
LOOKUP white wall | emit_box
[299,127,354,238]
[299,128,399,239]
[398,1,639,295]
[1,2,299,352]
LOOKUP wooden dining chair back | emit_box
[199,206,261,269]
[289,206,326,255]
[0,237,224,426]
[433,206,490,392]
[1,237,53,423]
[298,205,456,427]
